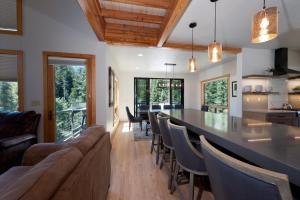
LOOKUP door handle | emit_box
[48,111,53,120]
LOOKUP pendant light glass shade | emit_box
[208,0,222,63]
[208,42,222,63]
[188,57,197,72]
[252,6,278,43]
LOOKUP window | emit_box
[150,79,170,105]
[0,50,24,112]
[201,75,229,113]
[0,81,18,111]
[134,78,184,115]
[0,0,22,35]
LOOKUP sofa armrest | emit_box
[0,134,36,148]
[22,143,64,166]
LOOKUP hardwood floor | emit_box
[107,122,214,200]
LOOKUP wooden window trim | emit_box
[43,51,96,142]
[0,0,23,35]
[0,49,24,111]
[201,74,230,109]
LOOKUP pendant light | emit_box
[251,0,278,43]
[208,0,222,63]
[188,22,197,72]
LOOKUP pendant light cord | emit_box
[263,0,266,9]
[173,64,174,79]
[192,27,194,58]
[165,64,167,78]
[214,1,217,42]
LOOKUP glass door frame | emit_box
[134,77,184,116]
[43,51,96,142]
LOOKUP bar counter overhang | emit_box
[162,109,300,188]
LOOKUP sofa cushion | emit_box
[22,143,64,166]
[0,147,82,200]
[0,111,40,139]
[0,166,32,194]
[65,125,106,155]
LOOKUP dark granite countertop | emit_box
[162,109,300,187]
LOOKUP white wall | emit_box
[105,47,121,132]
[242,48,274,76]
[198,59,243,117]
[0,0,110,141]
[241,48,288,109]
[118,70,199,121]
[288,50,300,71]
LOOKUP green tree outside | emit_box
[55,65,87,142]
[204,79,228,112]
[150,79,170,104]
[0,81,18,112]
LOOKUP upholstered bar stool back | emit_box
[200,135,293,200]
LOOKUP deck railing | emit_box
[56,108,86,142]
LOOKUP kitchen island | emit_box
[162,109,300,189]
[243,109,299,127]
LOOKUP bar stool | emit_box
[168,120,208,200]
[200,135,293,200]
[148,111,161,165]
[158,116,175,189]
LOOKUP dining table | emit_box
[162,109,300,194]
[137,109,162,136]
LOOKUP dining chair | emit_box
[125,106,143,131]
[163,105,172,110]
[139,104,149,111]
[151,105,161,110]
[148,111,161,165]
[200,135,293,200]
[138,104,150,133]
[168,120,208,200]
[201,105,209,112]
[158,116,175,189]
[174,104,183,109]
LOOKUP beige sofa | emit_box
[0,126,111,200]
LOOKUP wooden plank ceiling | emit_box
[77,0,241,53]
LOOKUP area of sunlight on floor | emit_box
[121,122,130,133]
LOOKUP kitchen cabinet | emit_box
[243,110,299,127]
[266,113,298,126]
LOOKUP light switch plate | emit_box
[31,100,40,107]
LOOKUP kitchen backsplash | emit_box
[242,78,289,109]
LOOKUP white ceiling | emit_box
[108,0,300,73]
[168,0,300,49]
[107,45,236,73]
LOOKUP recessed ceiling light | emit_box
[138,53,143,57]
[135,67,140,70]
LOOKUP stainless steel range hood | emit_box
[274,48,300,78]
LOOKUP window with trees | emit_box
[0,50,23,112]
[134,78,184,115]
[201,75,229,113]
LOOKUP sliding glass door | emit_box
[171,79,184,106]
[134,77,184,116]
